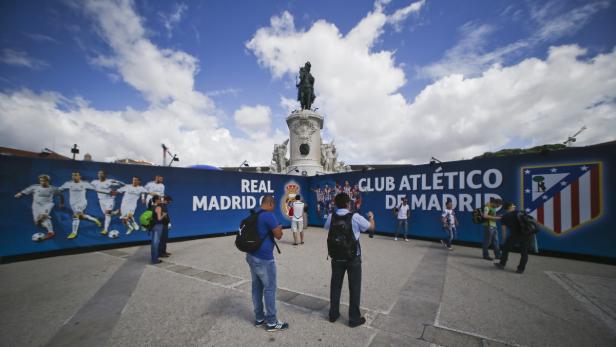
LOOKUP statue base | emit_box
[286,109,324,176]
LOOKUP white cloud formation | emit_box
[0,49,49,69]
[418,0,610,80]
[0,0,282,167]
[234,105,272,139]
[160,3,188,38]
[247,4,616,164]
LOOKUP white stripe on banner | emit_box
[561,184,572,232]
[579,171,591,223]
[544,197,554,230]
[530,209,537,219]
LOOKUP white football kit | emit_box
[118,185,148,217]
[143,181,165,205]
[59,181,96,213]
[91,179,123,212]
[20,184,59,222]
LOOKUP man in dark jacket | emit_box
[495,202,531,274]
[159,195,172,258]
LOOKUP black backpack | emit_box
[517,211,539,235]
[235,210,280,254]
[327,213,358,260]
[471,208,484,224]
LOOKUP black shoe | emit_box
[160,253,170,258]
[328,314,339,323]
[369,235,374,238]
[483,256,494,261]
[152,259,162,264]
[266,321,289,332]
[255,319,265,327]
[494,263,505,270]
[516,269,524,274]
[349,317,366,328]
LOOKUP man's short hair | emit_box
[295,194,301,201]
[490,197,503,205]
[261,194,275,206]
[503,202,515,210]
[151,195,161,203]
[334,193,350,209]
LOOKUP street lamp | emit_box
[71,144,79,160]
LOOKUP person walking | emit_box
[394,197,410,241]
[150,195,165,264]
[495,202,531,274]
[440,199,458,250]
[324,193,376,327]
[246,195,288,332]
[482,198,502,260]
[159,195,172,258]
[291,195,305,245]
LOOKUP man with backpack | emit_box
[324,193,375,328]
[495,202,533,274]
[243,195,288,332]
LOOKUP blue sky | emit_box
[1,0,615,166]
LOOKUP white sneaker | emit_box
[405,238,409,242]
[394,237,398,241]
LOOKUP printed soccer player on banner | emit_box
[521,162,603,235]
[59,172,102,239]
[14,174,62,242]
[91,170,125,236]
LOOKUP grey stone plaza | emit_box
[1,228,615,346]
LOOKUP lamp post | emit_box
[71,144,79,160]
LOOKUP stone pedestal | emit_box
[286,109,324,176]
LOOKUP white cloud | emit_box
[0,49,49,69]
[388,0,425,31]
[418,0,610,80]
[0,0,282,167]
[247,5,616,164]
[234,105,272,139]
[279,96,298,114]
[160,3,188,38]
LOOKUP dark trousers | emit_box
[158,224,169,255]
[499,232,531,272]
[329,256,362,323]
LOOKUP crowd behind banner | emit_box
[1,141,614,259]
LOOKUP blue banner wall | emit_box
[0,156,308,257]
[307,143,615,259]
[1,142,614,259]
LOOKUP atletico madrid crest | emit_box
[521,162,602,235]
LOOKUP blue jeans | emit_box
[482,225,501,258]
[395,219,408,238]
[246,253,277,325]
[442,225,457,247]
[150,224,162,263]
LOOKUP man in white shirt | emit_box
[324,192,375,327]
[440,199,459,250]
[291,195,305,245]
[59,172,102,239]
[142,175,165,207]
[15,174,61,241]
[114,176,149,234]
[394,197,411,241]
[91,170,124,235]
